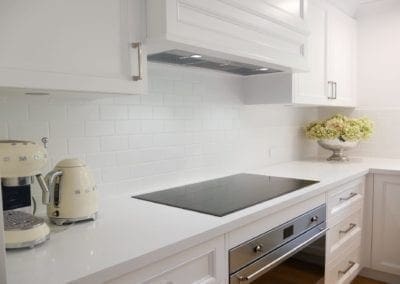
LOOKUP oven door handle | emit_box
[237,227,329,283]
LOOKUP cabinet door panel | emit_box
[106,236,226,284]
[293,0,327,105]
[372,175,400,275]
[326,6,356,106]
[0,0,147,94]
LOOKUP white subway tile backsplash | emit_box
[113,95,141,105]
[50,121,84,138]
[68,137,100,154]
[67,105,99,121]
[173,81,193,96]
[85,121,115,136]
[0,103,28,121]
[115,120,141,134]
[141,95,163,105]
[0,64,319,198]
[164,120,186,132]
[100,105,128,120]
[128,134,153,149]
[102,166,131,183]
[152,106,174,119]
[8,121,49,140]
[100,136,129,152]
[141,120,164,133]
[129,105,153,119]
[86,152,116,168]
[29,104,66,121]
[163,94,183,105]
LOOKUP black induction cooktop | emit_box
[132,174,319,217]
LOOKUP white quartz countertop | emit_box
[6,157,400,284]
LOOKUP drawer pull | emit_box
[339,192,357,202]
[338,261,356,277]
[339,223,356,235]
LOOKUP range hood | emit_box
[147,50,282,76]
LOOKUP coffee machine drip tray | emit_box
[133,174,319,217]
[3,211,50,249]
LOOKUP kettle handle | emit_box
[45,170,63,205]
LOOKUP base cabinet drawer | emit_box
[325,246,361,284]
[106,236,226,284]
[327,178,365,223]
[326,210,362,262]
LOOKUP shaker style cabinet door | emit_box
[0,0,147,95]
[326,4,356,106]
[372,174,400,276]
[293,0,328,105]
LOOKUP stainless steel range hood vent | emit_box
[147,50,282,76]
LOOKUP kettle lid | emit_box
[56,158,86,168]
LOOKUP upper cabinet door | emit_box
[0,0,147,95]
[147,0,309,71]
[326,5,357,106]
[293,0,327,105]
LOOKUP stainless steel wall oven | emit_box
[229,205,327,284]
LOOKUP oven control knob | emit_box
[311,216,319,222]
[254,244,263,253]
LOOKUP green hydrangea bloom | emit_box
[305,114,373,141]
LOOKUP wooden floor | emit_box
[352,276,386,284]
[249,258,386,284]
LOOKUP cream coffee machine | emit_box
[0,140,51,249]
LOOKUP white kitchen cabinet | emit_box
[146,0,309,71]
[292,0,328,105]
[105,236,226,284]
[325,3,357,106]
[371,174,400,276]
[0,0,147,95]
[244,0,357,107]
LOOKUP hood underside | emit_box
[147,49,282,76]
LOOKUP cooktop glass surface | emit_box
[133,174,319,217]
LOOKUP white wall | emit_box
[356,0,400,108]
[0,63,318,209]
[318,0,400,159]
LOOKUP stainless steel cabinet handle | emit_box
[338,261,356,277]
[327,81,334,99]
[131,42,143,81]
[339,192,357,202]
[333,81,337,99]
[339,223,356,234]
[237,228,328,283]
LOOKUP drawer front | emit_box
[325,245,361,284]
[106,236,226,284]
[326,209,362,262]
[327,178,365,221]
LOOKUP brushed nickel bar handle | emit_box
[131,42,143,81]
[333,81,337,99]
[339,223,356,234]
[339,192,357,202]
[328,81,334,99]
[338,261,356,277]
[237,228,329,283]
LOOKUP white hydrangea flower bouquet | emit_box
[305,114,373,161]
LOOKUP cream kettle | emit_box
[45,159,98,225]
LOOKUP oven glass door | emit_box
[252,237,325,284]
[230,226,326,284]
